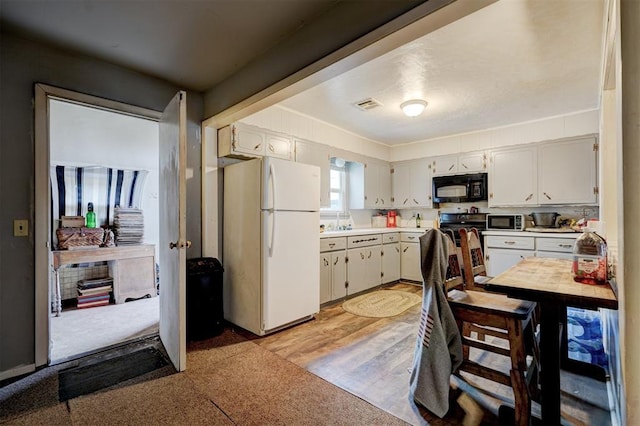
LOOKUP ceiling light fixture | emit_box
[400,99,428,117]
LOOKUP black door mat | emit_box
[58,346,168,401]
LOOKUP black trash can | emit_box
[186,257,224,340]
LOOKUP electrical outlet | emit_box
[14,219,29,237]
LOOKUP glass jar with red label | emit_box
[572,229,607,285]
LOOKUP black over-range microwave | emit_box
[432,173,488,204]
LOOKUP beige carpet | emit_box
[1,331,409,426]
[50,296,159,363]
[342,290,421,318]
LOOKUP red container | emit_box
[387,211,397,228]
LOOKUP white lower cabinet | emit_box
[485,248,535,277]
[320,232,405,302]
[320,237,347,303]
[400,232,423,282]
[484,233,579,276]
[382,233,401,284]
[347,245,382,295]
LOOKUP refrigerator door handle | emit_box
[269,162,276,209]
[268,210,275,257]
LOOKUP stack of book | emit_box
[77,277,113,309]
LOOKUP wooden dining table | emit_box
[484,257,618,425]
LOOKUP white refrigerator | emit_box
[223,156,320,336]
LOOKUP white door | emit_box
[262,157,320,212]
[159,91,187,372]
[262,210,319,332]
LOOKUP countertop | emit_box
[483,229,581,238]
[320,227,427,238]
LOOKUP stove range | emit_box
[438,213,487,246]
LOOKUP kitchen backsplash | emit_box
[320,204,599,231]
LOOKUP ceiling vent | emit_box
[354,98,383,111]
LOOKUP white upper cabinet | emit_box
[294,139,331,208]
[392,158,432,208]
[538,137,598,205]
[349,161,392,209]
[218,122,292,160]
[458,152,487,174]
[432,151,486,176]
[489,146,538,206]
[431,154,458,176]
[489,136,598,207]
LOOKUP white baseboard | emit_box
[0,363,35,382]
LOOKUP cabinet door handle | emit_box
[461,163,468,169]
[380,198,385,204]
[503,241,516,245]
[448,164,455,171]
[543,192,552,200]
[328,243,335,248]
[403,198,408,205]
[268,144,275,152]
[396,247,400,253]
[334,257,339,265]
[368,251,372,259]
[408,236,415,240]
[403,247,409,253]
[360,253,365,260]
[413,198,419,204]
[525,193,533,201]
[254,143,262,151]
[559,244,573,249]
[324,258,329,266]
[376,198,380,204]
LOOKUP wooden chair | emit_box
[459,227,542,346]
[441,231,540,426]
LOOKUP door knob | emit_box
[169,240,192,249]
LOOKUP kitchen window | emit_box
[322,160,347,214]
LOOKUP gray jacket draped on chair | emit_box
[409,228,463,418]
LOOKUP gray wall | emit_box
[0,33,203,375]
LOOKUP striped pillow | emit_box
[51,165,148,229]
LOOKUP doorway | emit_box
[35,85,188,371]
[47,98,160,363]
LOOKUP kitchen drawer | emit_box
[320,237,347,252]
[536,237,576,253]
[347,234,382,248]
[383,232,400,244]
[485,235,534,250]
[400,232,423,243]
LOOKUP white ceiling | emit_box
[279,0,605,145]
[1,0,605,145]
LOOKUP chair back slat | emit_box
[443,232,465,291]
[459,227,487,291]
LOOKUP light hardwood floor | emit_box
[248,282,611,426]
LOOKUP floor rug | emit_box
[342,290,421,318]
[58,346,168,401]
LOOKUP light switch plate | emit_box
[14,219,28,237]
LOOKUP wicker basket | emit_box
[56,227,105,250]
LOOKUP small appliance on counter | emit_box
[486,214,525,231]
[530,212,560,228]
[387,210,397,228]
